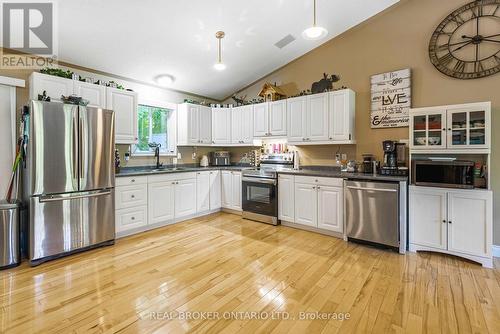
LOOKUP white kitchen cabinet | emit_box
[329,89,355,141]
[294,182,317,227]
[308,93,329,141]
[73,81,106,108]
[29,72,73,103]
[269,100,287,136]
[292,176,344,233]
[178,103,212,145]
[175,178,197,217]
[221,170,242,211]
[199,106,212,144]
[409,186,492,267]
[116,206,148,233]
[447,190,491,258]
[148,181,175,224]
[231,105,254,144]
[115,183,148,210]
[317,185,343,233]
[106,87,138,144]
[196,171,210,213]
[212,107,231,144]
[253,103,269,137]
[287,96,307,142]
[409,102,491,151]
[209,170,222,210]
[409,187,447,250]
[278,174,295,222]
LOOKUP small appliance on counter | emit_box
[200,155,209,167]
[209,151,231,166]
[362,154,374,174]
[380,140,408,176]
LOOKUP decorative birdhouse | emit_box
[258,82,287,102]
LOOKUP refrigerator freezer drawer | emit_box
[345,181,399,248]
[29,189,115,263]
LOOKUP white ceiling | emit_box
[57,0,399,100]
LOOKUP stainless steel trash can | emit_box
[0,200,20,269]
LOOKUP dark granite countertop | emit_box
[277,166,408,182]
[116,164,253,177]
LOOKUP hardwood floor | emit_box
[1,212,499,333]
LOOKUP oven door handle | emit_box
[242,177,277,185]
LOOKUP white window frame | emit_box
[132,99,177,157]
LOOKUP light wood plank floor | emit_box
[1,212,499,333]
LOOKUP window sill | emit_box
[131,152,177,157]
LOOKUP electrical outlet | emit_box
[192,152,197,160]
[177,152,182,159]
[342,153,347,160]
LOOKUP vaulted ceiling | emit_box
[57,0,399,100]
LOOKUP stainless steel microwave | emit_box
[412,159,474,189]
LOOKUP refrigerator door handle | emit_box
[79,116,85,186]
[39,189,112,203]
[73,112,79,181]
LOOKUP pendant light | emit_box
[302,0,328,40]
[214,31,226,71]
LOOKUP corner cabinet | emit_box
[106,88,138,144]
[212,107,231,144]
[30,72,138,144]
[410,102,491,151]
[409,186,493,267]
[287,89,355,145]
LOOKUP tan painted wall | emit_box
[229,0,500,243]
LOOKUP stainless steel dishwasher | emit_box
[344,180,400,251]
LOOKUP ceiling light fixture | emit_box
[302,0,328,40]
[154,74,175,86]
[214,31,226,71]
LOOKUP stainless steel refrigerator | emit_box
[23,100,115,266]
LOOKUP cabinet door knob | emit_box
[329,137,333,140]
[131,217,135,221]
[442,220,446,223]
[448,128,452,131]
[317,186,321,189]
[448,221,452,224]
[131,179,135,183]
[442,128,446,131]
[131,195,135,199]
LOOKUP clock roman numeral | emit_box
[472,4,483,18]
[495,54,500,65]
[475,61,485,73]
[494,5,499,16]
[450,15,465,25]
[436,44,449,52]
[439,53,454,66]
[454,60,466,73]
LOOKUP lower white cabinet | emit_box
[209,170,222,210]
[278,174,295,222]
[197,170,222,212]
[174,178,197,217]
[115,177,149,233]
[284,175,343,233]
[221,171,242,211]
[148,181,175,224]
[409,186,492,267]
[115,206,148,233]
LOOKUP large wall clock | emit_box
[429,0,500,79]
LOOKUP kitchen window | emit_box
[133,101,177,156]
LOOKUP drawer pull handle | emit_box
[131,217,135,220]
[131,179,135,183]
[131,195,135,199]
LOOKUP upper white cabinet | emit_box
[253,101,286,137]
[30,72,138,144]
[212,107,231,144]
[106,88,138,144]
[409,186,492,267]
[410,102,491,151]
[287,93,329,143]
[253,103,269,137]
[231,105,254,144]
[287,89,355,144]
[29,72,73,103]
[73,81,106,108]
[178,103,212,146]
[329,89,355,142]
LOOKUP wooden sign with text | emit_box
[370,68,411,128]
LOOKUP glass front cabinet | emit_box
[410,105,490,150]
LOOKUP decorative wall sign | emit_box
[370,68,411,128]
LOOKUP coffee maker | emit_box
[380,140,408,176]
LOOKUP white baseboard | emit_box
[493,245,500,258]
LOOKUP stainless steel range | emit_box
[242,153,294,225]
